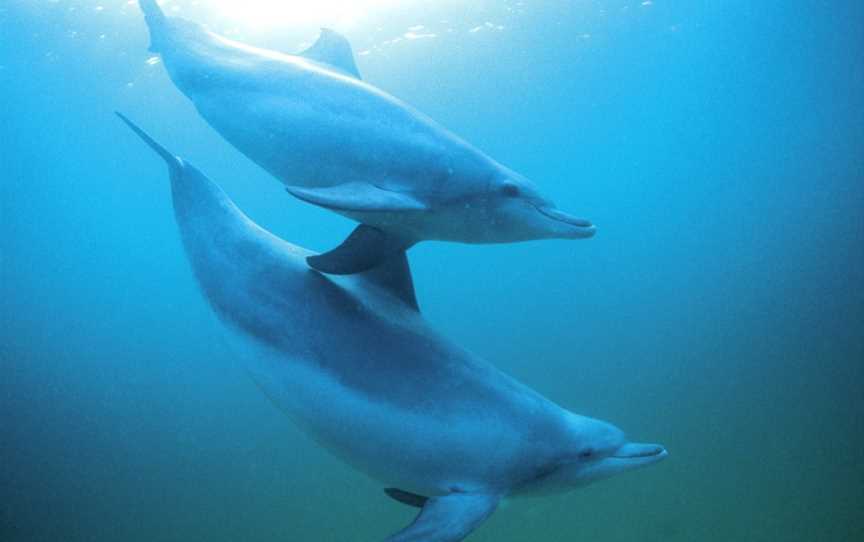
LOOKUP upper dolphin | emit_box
[118,112,665,541]
[136,0,596,274]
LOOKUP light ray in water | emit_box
[204,0,410,28]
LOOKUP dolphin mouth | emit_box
[612,443,668,460]
[535,205,596,238]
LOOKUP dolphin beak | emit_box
[611,442,668,468]
[536,205,597,238]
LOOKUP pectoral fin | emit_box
[385,493,499,542]
[307,225,415,276]
[385,488,429,508]
[286,182,427,213]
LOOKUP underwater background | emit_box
[1,1,862,540]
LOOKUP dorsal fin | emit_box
[359,249,419,312]
[298,28,362,79]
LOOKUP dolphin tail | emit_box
[115,112,182,175]
[138,0,169,52]
[139,0,165,23]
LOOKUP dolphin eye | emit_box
[578,449,594,460]
[501,183,520,198]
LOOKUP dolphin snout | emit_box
[611,442,668,469]
[536,206,597,239]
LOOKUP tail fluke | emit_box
[138,0,166,24]
[115,112,182,174]
[138,0,169,52]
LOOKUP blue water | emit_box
[2,1,862,540]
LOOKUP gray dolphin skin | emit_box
[117,113,666,542]
[136,0,596,274]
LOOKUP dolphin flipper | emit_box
[307,225,414,276]
[285,182,427,213]
[385,488,429,508]
[385,493,499,542]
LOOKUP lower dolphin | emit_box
[117,113,667,541]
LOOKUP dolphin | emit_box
[135,0,596,275]
[117,112,666,541]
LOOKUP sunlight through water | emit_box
[204,0,409,29]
